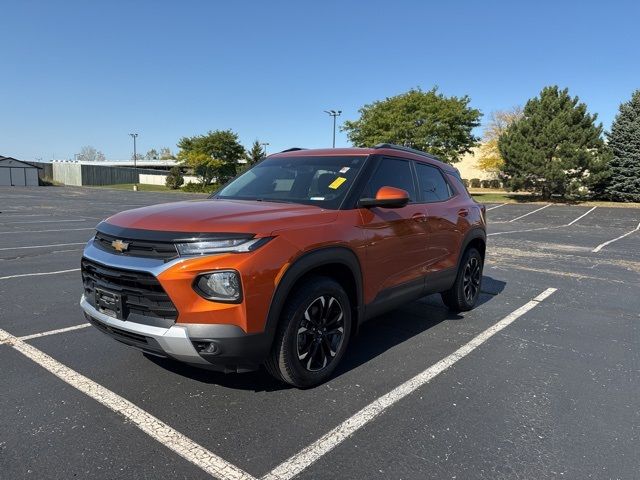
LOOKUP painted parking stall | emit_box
[1,187,639,479]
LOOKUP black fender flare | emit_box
[457,227,487,271]
[262,246,364,344]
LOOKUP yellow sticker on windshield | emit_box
[328,177,347,189]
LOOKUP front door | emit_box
[358,157,428,303]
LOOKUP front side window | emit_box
[214,156,366,209]
[415,163,453,202]
[361,157,416,201]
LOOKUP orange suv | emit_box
[80,144,486,387]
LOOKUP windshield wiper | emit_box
[254,198,297,204]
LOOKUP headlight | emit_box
[176,237,270,256]
[194,270,242,302]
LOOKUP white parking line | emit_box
[565,206,597,226]
[0,269,80,281]
[0,242,87,251]
[489,206,598,237]
[488,226,551,236]
[486,203,507,211]
[593,221,640,253]
[507,204,551,222]
[0,213,52,217]
[0,219,94,225]
[262,288,558,480]
[0,326,256,480]
[0,227,94,234]
[17,324,91,341]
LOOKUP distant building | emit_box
[52,159,179,172]
[455,146,498,182]
[0,156,40,186]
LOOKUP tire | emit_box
[265,276,352,388]
[441,247,483,312]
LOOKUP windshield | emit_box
[214,156,367,209]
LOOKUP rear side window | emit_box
[415,163,453,202]
[361,157,416,201]
[447,170,470,196]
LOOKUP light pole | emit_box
[324,110,342,148]
[129,133,138,189]
[260,142,270,158]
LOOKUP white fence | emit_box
[139,173,202,185]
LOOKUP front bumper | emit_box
[81,296,271,373]
[80,236,275,372]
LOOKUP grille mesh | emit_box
[81,258,178,322]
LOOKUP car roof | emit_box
[270,145,457,173]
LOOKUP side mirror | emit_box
[359,186,410,209]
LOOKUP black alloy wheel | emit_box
[296,295,345,372]
[265,276,352,388]
[462,255,482,304]
[441,247,483,312]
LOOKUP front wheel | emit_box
[441,247,483,312]
[265,276,351,388]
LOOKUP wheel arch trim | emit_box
[263,246,364,343]
[458,227,487,269]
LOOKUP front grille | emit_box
[81,258,178,322]
[94,231,178,261]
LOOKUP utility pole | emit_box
[260,142,270,158]
[129,133,139,190]
[324,110,342,148]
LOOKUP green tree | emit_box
[498,86,610,200]
[180,151,224,186]
[177,129,245,183]
[606,90,640,202]
[342,87,482,164]
[246,140,266,165]
[165,166,184,189]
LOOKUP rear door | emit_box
[414,161,461,272]
[358,156,428,302]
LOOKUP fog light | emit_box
[193,341,220,355]
[194,270,242,302]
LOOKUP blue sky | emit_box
[1,0,639,161]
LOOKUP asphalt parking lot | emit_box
[1,187,639,479]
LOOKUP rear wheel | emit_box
[265,276,351,388]
[441,247,483,312]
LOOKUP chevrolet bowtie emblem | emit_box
[111,239,130,252]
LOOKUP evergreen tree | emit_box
[498,86,610,200]
[246,140,266,165]
[606,90,640,202]
[165,166,184,189]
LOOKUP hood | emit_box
[102,199,337,236]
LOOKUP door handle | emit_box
[458,208,469,217]
[411,213,428,222]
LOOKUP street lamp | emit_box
[324,110,342,148]
[260,142,270,157]
[129,133,139,190]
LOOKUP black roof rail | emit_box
[373,143,441,162]
[279,147,307,153]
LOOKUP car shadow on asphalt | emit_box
[332,275,506,381]
[145,275,506,392]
